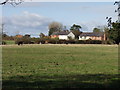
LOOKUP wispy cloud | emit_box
[4,11,52,36]
[2,2,117,36]
[79,21,107,32]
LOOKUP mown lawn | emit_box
[2,44,119,89]
[3,40,15,45]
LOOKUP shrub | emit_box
[2,41,6,45]
[39,39,45,44]
[58,40,67,44]
[67,40,76,44]
[29,41,35,44]
[22,37,31,44]
[48,39,56,44]
[102,40,114,45]
[48,38,59,44]
[76,40,86,44]
[76,40,102,44]
[15,37,31,44]
[15,38,23,44]
[89,40,102,44]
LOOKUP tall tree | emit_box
[114,1,120,23]
[104,27,110,41]
[39,33,45,38]
[93,28,101,33]
[70,24,82,31]
[24,34,30,38]
[70,24,82,39]
[108,22,120,44]
[48,21,63,36]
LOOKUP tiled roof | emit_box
[51,30,70,35]
[80,32,104,37]
[16,35,23,38]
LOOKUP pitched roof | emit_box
[51,30,70,35]
[16,35,23,38]
[80,32,104,37]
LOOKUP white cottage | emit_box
[51,31,75,40]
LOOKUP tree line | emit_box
[1,21,119,45]
[48,22,82,39]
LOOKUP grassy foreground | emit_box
[4,40,15,45]
[2,44,119,89]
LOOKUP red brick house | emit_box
[15,35,23,38]
[79,32,106,41]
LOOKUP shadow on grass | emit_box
[2,74,120,89]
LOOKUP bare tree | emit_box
[48,21,63,36]
[114,1,120,22]
[0,0,9,5]
[106,17,112,29]
[0,0,24,6]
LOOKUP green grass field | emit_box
[4,40,15,45]
[2,44,119,89]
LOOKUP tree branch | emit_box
[0,0,23,6]
[0,0,9,5]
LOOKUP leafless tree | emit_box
[0,0,24,6]
[49,22,63,31]
[106,17,112,29]
[48,21,63,36]
[114,1,120,22]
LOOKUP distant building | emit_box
[15,35,23,38]
[79,32,106,41]
[51,30,75,40]
[24,34,31,38]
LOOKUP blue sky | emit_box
[0,2,118,37]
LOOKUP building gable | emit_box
[79,32,105,40]
[51,31,75,40]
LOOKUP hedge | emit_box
[15,37,104,44]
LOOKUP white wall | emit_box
[58,32,75,40]
[68,32,75,39]
[79,36,91,40]
[59,35,68,40]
